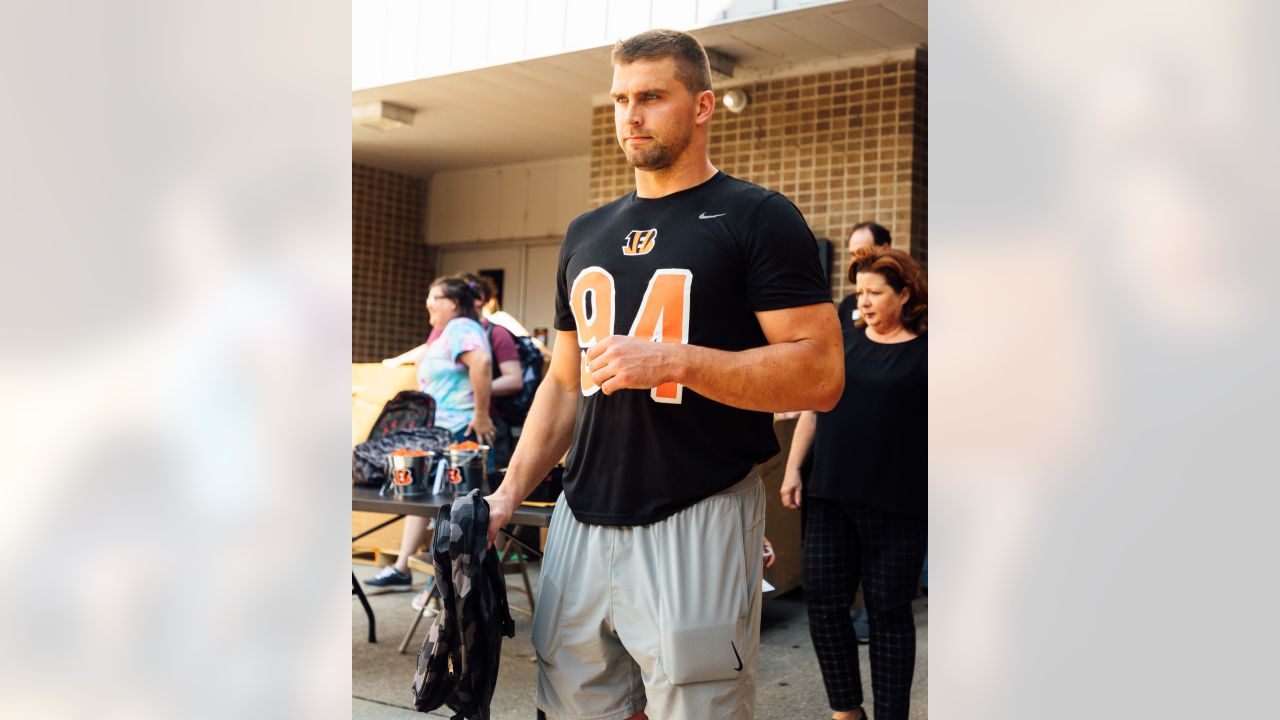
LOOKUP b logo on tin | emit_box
[622,228,658,256]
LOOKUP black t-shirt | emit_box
[553,171,831,525]
[808,328,927,518]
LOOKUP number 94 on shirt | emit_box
[570,266,691,404]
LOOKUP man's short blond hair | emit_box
[611,29,713,96]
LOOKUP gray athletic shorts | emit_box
[532,470,765,720]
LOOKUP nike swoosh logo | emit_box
[698,212,727,220]
[731,641,743,672]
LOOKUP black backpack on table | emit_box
[352,391,453,488]
[368,390,435,436]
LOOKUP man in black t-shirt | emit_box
[484,29,844,720]
[836,221,893,331]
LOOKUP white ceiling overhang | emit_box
[352,0,926,176]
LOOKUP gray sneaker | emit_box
[364,566,412,592]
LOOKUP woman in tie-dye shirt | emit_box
[363,277,495,599]
[417,277,494,441]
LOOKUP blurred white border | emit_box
[0,2,351,718]
[931,1,1277,718]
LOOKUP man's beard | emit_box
[624,141,675,171]
[622,129,690,171]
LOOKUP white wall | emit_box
[437,242,564,350]
[354,0,847,89]
[427,156,589,246]
[523,243,563,348]
[428,155,589,349]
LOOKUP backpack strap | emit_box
[483,322,500,380]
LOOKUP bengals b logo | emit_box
[622,228,658,256]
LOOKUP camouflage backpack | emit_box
[412,492,514,718]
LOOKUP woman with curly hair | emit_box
[781,245,928,720]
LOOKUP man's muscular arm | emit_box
[484,330,581,546]
[585,302,844,413]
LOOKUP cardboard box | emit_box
[352,363,420,558]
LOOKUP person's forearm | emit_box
[492,361,522,396]
[532,338,551,363]
[784,411,817,477]
[383,343,427,366]
[674,341,842,412]
[492,375,521,396]
[492,380,578,505]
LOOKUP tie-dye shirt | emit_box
[417,317,491,433]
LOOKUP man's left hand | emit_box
[585,335,677,395]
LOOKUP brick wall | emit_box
[910,49,928,267]
[352,163,434,362]
[589,49,928,300]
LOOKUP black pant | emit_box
[803,497,926,720]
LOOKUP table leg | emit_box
[351,514,404,644]
[353,572,376,643]
[497,530,538,616]
[353,514,404,543]
[399,577,440,654]
[498,526,541,557]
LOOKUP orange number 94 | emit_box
[570,267,692,404]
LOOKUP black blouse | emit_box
[808,328,927,518]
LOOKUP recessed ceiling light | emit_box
[352,101,416,130]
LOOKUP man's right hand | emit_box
[484,491,517,549]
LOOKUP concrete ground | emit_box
[354,562,927,719]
